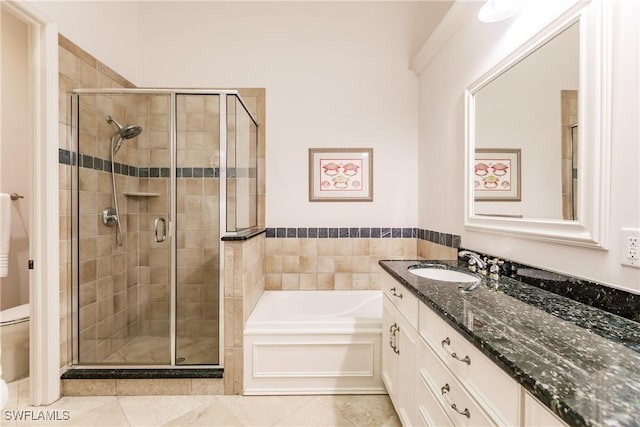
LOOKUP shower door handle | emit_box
[154,217,167,243]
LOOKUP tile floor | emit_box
[3,378,400,427]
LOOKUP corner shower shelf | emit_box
[123,192,161,197]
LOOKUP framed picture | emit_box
[309,148,373,202]
[474,149,521,201]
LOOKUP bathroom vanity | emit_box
[380,260,640,427]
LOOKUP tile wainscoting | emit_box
[264,227,461,291]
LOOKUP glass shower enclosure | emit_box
[70,89,257,367]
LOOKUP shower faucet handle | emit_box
[102,207,118,227]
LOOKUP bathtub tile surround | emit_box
[457,247,640,324]
[264,227,460,291]
[223,233,266,395]
[379,260,640,426]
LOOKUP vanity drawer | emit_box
[415,365,455,427]
[419,304,520,426]
[382,274,418,327]
[417,338,495,427]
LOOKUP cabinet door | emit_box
[382,296,417,427]
[382,296,399,397]
[395,311,417,427]
[524,392,568,426]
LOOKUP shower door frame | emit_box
[70,88,257,368]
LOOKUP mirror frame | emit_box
[464,0,611,249]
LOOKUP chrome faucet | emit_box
[458,250,487,274]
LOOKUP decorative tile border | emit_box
[265,227,461,248]
[59,149,221,178]
[418,228,462,248]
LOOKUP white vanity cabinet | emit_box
[418,304,521,426]
[419,304,521,426]
[382,276,418,426]
[381,272,526,427]
[415,335,495,426]
[524,392,568,427]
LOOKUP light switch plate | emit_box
[621,228,640,268]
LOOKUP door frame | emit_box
[2,1,60,405]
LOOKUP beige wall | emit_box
[31,1,140,83]
[1,10,30,310]
[135,2,452,228]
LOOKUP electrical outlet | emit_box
[621,228,640,268]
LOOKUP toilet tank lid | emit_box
[0,304,30,324]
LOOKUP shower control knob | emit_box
[102,207,118,227]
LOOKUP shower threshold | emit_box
[61,367,223,380]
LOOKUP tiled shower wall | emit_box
[58,35,137,367]
[58,33,267,393]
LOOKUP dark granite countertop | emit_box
[221,227,266,241]
[379,260,640,427]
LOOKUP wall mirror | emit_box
[464,0,611,248]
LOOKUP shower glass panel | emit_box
[226,95,258,232]
[74,93,173,364]
[175,94,220,365]
[70,89,242,368]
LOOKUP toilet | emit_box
[0,303,29,383]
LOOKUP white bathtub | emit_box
[0,304,29,383]
[244,290,384,395]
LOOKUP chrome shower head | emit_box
[119,124,143,140]
[105,115,143,154]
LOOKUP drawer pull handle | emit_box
[393,324,400,354]
[451,403,471,419]
[441,337,450,347]
[389,323,400,354]
[440,383,450,395]
[451,352,471,365]
[441,383,471,419]
[390,287,403,299]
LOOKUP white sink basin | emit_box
[409,267,480,283]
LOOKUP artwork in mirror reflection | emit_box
[473,21,579,220]
[474,149,521,202]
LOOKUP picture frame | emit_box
[474,148,521,201]
[309,148,373,202]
